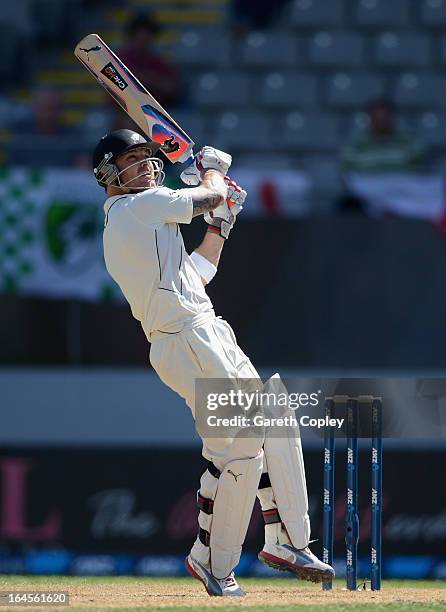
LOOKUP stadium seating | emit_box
[211,111,272,151]
[290,0,345,27]
[239,31,300,67]
[278,112,340,151]
[394,73,446,107]
[354,0,411,28]
[191,72,252,108]
[416,112,446,146]
[4,0,446,210]
[172,30,231,66]
[373,32,431,67]
[325,72,384,108]
[419,0,446,27]
[258,72,318,107]
[307,31,365,66]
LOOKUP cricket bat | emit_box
[74,33,194,164]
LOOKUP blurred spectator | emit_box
[342,99,426,173]
[24,88,69,136]
[338,98,427,212]
[8,88,79,165]
[110,13,182,130]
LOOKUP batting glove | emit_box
[204,177,247,239]
[180,146,232,186]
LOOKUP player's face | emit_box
[116,146,159,189]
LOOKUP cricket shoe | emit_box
[258,543,335,583]
[185,555,246,597]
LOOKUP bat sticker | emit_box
[100,62,128,90]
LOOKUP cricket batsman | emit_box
[93,129,334,596]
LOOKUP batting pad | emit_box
[263,374,311,549]
[210,452,263,579]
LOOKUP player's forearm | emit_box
[195,231,225,268]
[188,170,228,217]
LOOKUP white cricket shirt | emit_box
[103,186,214,339]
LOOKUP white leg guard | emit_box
[190,462,220,569]
[199,452,263,579]
[262,374,311,549]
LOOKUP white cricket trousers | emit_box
[149,313,263,467]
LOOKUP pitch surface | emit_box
[0,576,444,610]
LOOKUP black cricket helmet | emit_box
[92,129,162,189]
